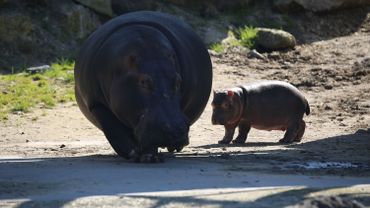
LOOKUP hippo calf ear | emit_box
[227,90,234,97]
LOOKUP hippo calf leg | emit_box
[232,122,251,144]
[279,119,301,144]
[294,120,306,142]
[218,125,236,144]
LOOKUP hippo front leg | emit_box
[218,125,236,144]
[233,122,251,144]
[91,105,137,159]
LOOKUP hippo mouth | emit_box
[163,137,189,153]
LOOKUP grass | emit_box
[0,60,75,121]
[210,42,226,53]
[238,26,258,49]
[209,26,258,52]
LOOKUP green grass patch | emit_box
[238,26,258,49]
[208,26,258,52]
[0,60,75,121]
[210,42,226,53]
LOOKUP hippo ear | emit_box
[227,90,234,97]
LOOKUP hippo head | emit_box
[106,26,189,154]
[211,89,243,126]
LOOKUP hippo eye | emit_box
[174,74,182,92]
[138,74,154,91]
[223,102,232,109]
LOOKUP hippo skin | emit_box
[74,11,212,162]
[211,81,310,144]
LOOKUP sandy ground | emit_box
[1,20,370,207]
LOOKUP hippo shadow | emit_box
[196,141,281,149]
[185,130,370,175]
[2,130,369,207]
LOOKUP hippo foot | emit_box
[129,150,164,163]
[167,146,184,153]
[232,138,246,144]
[218,139,231,144]
[278,138,294,144]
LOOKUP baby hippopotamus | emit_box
[211,81,310,144]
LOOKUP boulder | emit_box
[255,28,296,51]
[274,0,370,13]
[112,0,158,15]
[74,0,114,17]
[0,14,34,43]
[49,0,101,39]
[165,0,253,12]
[74,0,158,17]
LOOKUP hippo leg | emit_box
[218,125,236,144]
[91,105,137,159]
[232,122,251,144]
[294,120,306,142]
[279,121,299,144]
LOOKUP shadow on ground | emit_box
[0,132,369,207]
[192,131,370,176]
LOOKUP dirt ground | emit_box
[1,12,370,208]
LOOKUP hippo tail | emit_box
[305,101,310,116]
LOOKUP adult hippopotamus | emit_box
[74,11,212,162]
[211,81,310,144]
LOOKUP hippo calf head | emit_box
[105,25,189,154]
[211,90,243,126]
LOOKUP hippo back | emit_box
[75,11,212,125]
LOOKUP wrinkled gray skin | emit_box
[75,11,212,162]
[212,81,310,144]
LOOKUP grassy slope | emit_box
[0,60,75,121]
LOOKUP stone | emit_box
[255,28,296,51]
[248,49,267,60]
[112,0,158,15]
[52,1,101,39]
[0,14,34,43]
[26,65,51,74]
[74,0,114,17]
[273,0,370,13]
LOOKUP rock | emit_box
[255,28,296,51]
[112,0,158,15]
[26,65,51,74]
[0,0,8,8]
[165,0,253,12]
[51,1,101,39]
[74,0,113,16]
[273,0,370,13]
[248,49,266,60]
[289,196,365,208]
[0,14,34,43]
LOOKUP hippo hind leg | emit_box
[279,121,299,144]
[293,120,306,142]
[232,122,251,144]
